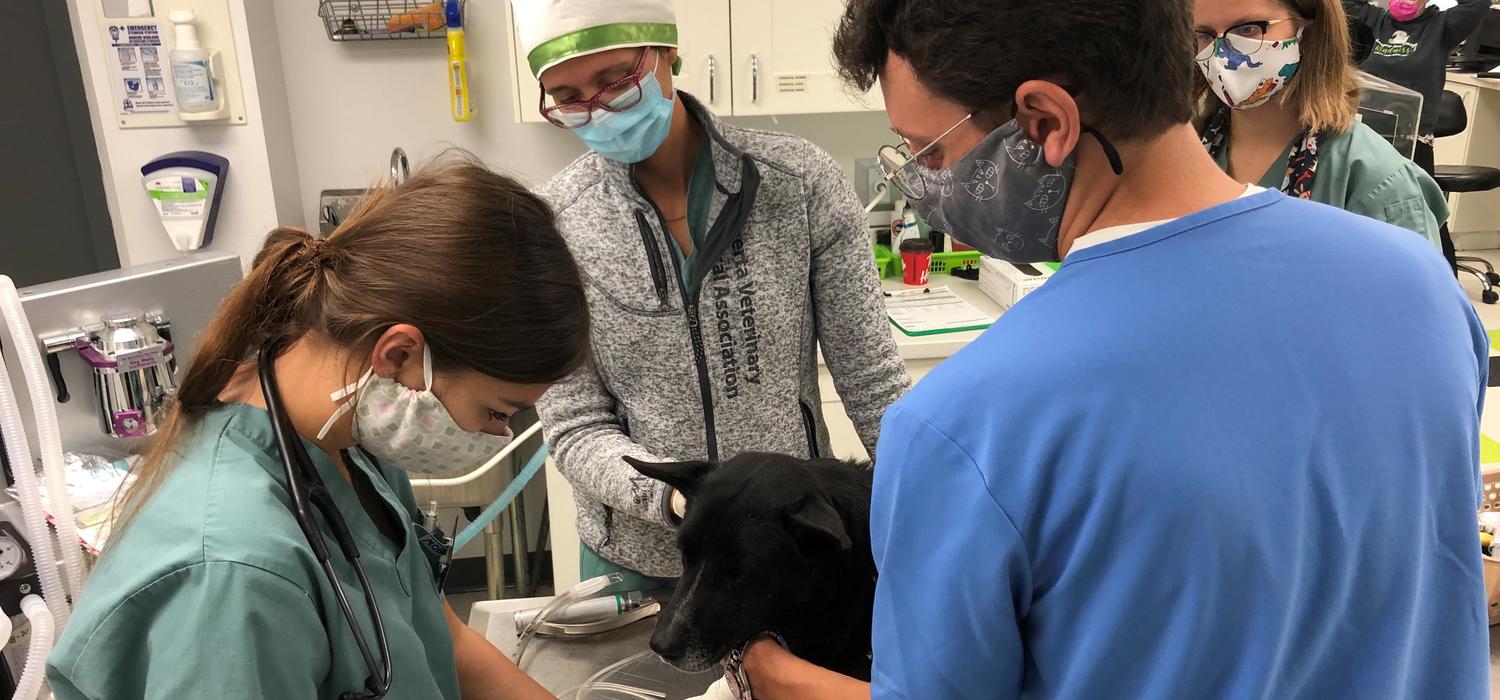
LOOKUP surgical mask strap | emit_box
[422,345,434,391]
[1008,90,1122,175]
[316,365,374,441]
[1081,125,1124,176]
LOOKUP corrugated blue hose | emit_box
[453,443,549,551]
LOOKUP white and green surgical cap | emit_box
[510,0,678,79]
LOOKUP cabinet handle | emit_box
[707,55,716,104]
[751,54,760,103]
[390,147,410,184]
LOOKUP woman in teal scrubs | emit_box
[46,156,590,699]
[1194,0,1449,247]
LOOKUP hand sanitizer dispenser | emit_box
[141,151,229,252]
[168,9,226,121]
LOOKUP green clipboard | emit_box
[884,286,994,336]
[888,317,992,337]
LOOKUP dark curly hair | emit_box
[833,0,1200,140]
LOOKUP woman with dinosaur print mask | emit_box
[1194,0,1450,249]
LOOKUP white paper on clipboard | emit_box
[884,286,994,336]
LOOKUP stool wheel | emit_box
[1484,290,1498,305]
[1486,272,1500,286]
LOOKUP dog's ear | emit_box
[786,495,851,552]
[623,456,713,496]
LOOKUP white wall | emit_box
[268,0,893,229]
[67,0,303,271]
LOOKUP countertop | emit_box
[880,276,1005,361]
[1446,70,1500,90]
[469,597,717,697]
[816,275,1006,367]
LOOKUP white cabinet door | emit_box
[1435,83,1478,230]
[1436,81,1500,235]
[674,0,733,114]
[505,0,732,124]
[729,0,883,116]
[504,0,548,125]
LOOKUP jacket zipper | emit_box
[633,210,670,307]
[601,507,613,548]
[799,400,821,459]
[633,183,720,464]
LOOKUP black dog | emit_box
[624,452,876,681]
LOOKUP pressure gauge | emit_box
[0,533,24,580]
[0,522,30,581]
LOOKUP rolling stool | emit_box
[1433,90,1500,304]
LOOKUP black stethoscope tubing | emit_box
[258,344,393,700]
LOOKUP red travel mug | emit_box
[900,238,934,286]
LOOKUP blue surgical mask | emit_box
[575,71,675,164]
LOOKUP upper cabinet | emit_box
[675,0,734,114]
[503,0,879,124]
[728,0,881,116]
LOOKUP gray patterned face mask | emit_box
[907,120,1122,263]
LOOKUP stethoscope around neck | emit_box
[257,342,393,699]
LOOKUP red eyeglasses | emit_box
[539,48,658,129]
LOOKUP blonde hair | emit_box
[1196,0,1361,134]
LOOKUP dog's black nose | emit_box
[649,630,686,661]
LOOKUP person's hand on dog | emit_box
[742,636,869,700]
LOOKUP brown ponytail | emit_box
[112,151,590,536]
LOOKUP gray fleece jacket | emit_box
[536,93,909,577]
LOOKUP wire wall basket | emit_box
[317,0,465,42]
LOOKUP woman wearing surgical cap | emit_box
[1195,0,1449,249]
[510,0,908,593]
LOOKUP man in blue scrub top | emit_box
[740,0,1491,697]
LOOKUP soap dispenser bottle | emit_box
[168,10,224,120]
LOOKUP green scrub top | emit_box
[1215,120,1449,249]
[666,135,718,299]
[47,403,461,700]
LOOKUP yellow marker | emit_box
[445,1,472,122]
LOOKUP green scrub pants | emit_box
[579,544,676,594]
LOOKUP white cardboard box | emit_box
[979,257,1055,309]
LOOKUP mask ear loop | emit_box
[1081,126,1124,176]
[422,344,435,392]
[1023,91,1124,176]
[316,365,375,441]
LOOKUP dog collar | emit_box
[722,632,786,700]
